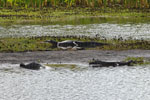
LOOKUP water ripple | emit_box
[1,23,150,39]
[0,64,150,100]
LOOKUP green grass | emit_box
[124,57,150,65]
[0,0,150,8]
[0,7,150,26]
[1,36,150,52]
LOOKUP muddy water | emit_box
[0,64,150,100]
[0,17,150,39]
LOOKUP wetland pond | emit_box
[1,17,150,100]
[1,17,150,39]
[1,63,150,100]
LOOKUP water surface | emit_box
[0,17,150,39]
[0,64,150,100]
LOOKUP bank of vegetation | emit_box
[0,36,150,52]
[0,1,150,52]
[0,0,150,8]
[0,0,150,26]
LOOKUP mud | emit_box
[0,50,150,64]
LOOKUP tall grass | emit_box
[0,0,150,8]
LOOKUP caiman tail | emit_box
[75,41,109,48]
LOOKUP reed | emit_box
[0,0,150,8]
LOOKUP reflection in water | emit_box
[0,63,150,100]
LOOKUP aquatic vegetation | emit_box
[45,63,88,71]
[124,57,150,65]
[45,64,77,69]
[0,7,150,27]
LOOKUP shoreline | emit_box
[0,7,150,26]
[1,50,150,64]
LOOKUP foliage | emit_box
[0,0,150,8]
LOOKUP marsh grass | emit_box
[1,0,150,8]
[1,36,150,52]
[0,7,150,26]
[124,57,150,65]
